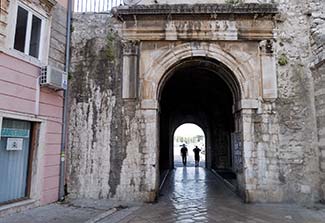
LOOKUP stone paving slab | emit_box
[0,199,135,223]
[0,203,107,223]
[0,167,324,223]
[109,167,325,223]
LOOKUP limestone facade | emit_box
[68,0,325,205]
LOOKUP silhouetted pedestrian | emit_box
[180,144,188,166]
[193,146,201,167]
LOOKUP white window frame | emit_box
[6,0,50,65]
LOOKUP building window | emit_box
[29,15,42,58]
[0,118,33,204]
[13,5,43,60]
[13,6,28,52]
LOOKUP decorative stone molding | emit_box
[236,99,259,111]
[259,39,273,55]
[141,99,158,110]
[140,42,259,102]
[164,20,238,41]
[114,3,278,16]
[115,4,277,41]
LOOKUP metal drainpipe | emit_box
[59,0,72,201]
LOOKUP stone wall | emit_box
[68,13,120,200]
[69,0,325,205]
[314,63,325,202]
[240,0,325,205]
[68,13,158,201]
[242,0,324,205]
[243,0,325,204]
[309,0,325,202]
[265,0,320,204]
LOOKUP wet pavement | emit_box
[1,167,325,223]
[113,167,325,223]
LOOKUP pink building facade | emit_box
[0,0,68,214]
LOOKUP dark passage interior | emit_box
[159,57,239,185]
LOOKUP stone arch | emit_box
[157,57,241,104]
[141,42,258,105]
[139,41,260,201]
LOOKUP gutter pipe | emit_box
[59,0,72,201]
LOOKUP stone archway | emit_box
[115,3,279,200]
[154,54,249,197]
[68,3,325,205]
[64,4,277,204]
[141,42,253,102]
[134,41,264,200]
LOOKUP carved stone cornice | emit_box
[115,3,278,41]
[259,39,274,55]
[113,3,278,19]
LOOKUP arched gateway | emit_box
[68,1,325,205]
[116,4,278,202]
[71,3,325,205]
[137,45,259,201]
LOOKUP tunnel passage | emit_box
[159,57,240,183]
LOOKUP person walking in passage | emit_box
[180,144,188,166]
[193,146,201,167]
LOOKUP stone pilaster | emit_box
[122,41,139,99]
[260,39,277,99]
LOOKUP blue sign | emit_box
[1,128,30,138]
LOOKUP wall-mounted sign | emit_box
[6,138,23,151]
[1,128,30,138]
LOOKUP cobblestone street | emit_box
[111,167,325,223]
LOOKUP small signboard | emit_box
[1,128,30,138]
[6,138,23,151]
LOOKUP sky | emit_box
[174,123,204,137]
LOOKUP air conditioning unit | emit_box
[40,65,67,90]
